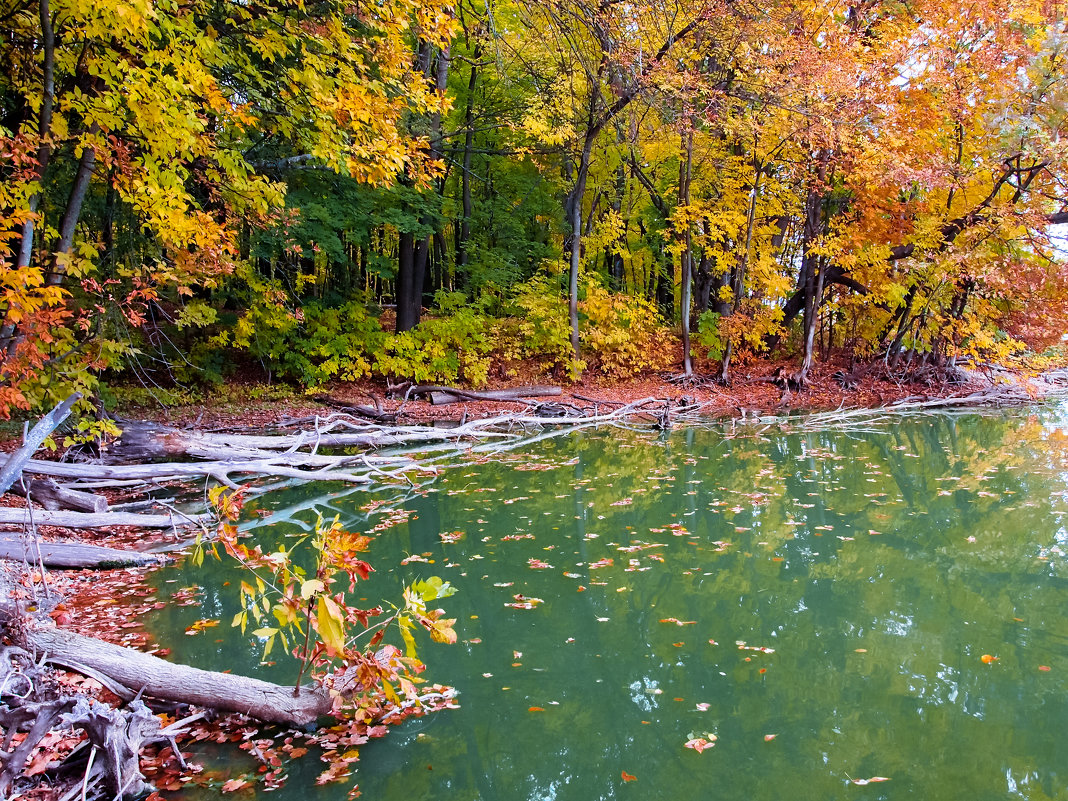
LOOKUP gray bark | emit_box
[0,537,162,568]
[0,393,81,495]
[22,625,333,727]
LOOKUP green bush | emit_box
[374,292,493,386]
[221,287,385,386]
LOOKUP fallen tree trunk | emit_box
[0,537,163,568]
[23,455,378,487]
[22,625,332,727]
[0,507,195,529]
[7,477,108,513]
[417,385,563,406]
[0,393,81,495]
[312,394,398,423]
[105,419,499,463]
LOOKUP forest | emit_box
[3,2,1068,798]
[1,0,1067,418]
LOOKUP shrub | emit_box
[580,284,673,377]
[374,292,493,387]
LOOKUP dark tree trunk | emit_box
[457,48,480,271]
[396,232,418,332]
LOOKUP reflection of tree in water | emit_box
[149,410,1068,801]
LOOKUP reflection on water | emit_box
[150,406,1068,801]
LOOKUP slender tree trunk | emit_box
[457,49,480,271]
[46,123,101,288]
[0,0,55,354]
[797,161,828,383]
[566,136,595,362]
[396,45,449,333]
[719,159,763,383]
[679,126,694,376]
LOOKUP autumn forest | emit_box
[0,0,1066,415]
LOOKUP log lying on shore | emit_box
[23,625,332,727]
[0,538,163,569]
[413,385,563,406]
[7,476,108,513]
[0,507,194,530]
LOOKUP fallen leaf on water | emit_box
[684,735,717,753]
[221,778,249,793]
[621,771,637,782]
[185,618,220,635]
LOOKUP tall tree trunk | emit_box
[566,134,595,362]
[46,123,101,288]
[396,44,449,333]
[457,48,480,272]
[797,160,828,384]
[679,126,694,376]
[0,0,55,355]
[396,231,417,332]
[719,159,763,383]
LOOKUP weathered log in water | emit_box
[22,625,333,727]
[0,394,81,495]
[414,385,563,406]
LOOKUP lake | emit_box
[149,405,1068,800]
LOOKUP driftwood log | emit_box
[0,393,81,496]
[415,385,563,406]
[0,537,163,569]
[7,477,108,513]
[0,507,194,530]
[22,625,332,727]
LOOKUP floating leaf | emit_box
[684,733,717,753]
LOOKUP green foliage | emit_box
[694,311,724,361]
[498,273,673,379]
[375,292,493,387]
[220,272,386,386]
[500,274,583,380]
[198,488,457,705]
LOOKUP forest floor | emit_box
[96,352,1055,430]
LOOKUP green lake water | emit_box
[148,406,1068,800]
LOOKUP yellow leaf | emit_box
[316,595,347,655]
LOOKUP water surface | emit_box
[151,406,1068,800]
